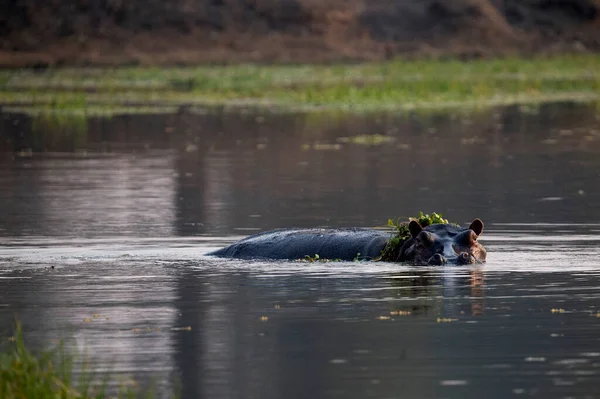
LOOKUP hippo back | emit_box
[208,228,389,261]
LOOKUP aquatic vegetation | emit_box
[389,310,412,316]
[436,317,458,323]
[301,143,343,151]
[300,253,342,262]
[0,322,177,399]
[0,55,599,115]
[378,212,453,262]
[337,134,394,146]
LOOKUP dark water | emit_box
[1,103,600,399]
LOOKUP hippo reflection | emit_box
[208,219,486,266]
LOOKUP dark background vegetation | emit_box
[1,0,600,66]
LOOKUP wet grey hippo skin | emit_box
[208,219,486,265]
[209,228,389,261]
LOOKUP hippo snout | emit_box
[428,253,447,265]
[457,252,475,265]
[427,252,475,265]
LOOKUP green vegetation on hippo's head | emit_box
[378,212,455,262]
[411,211,449,227]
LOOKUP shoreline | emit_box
[1,55,599,116]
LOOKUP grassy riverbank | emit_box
[1,55,599,116]
[0,323,175,399]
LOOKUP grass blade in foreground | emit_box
[0,322,177,399]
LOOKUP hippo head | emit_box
[398,219,487,265]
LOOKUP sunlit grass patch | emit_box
[1,54,599,114]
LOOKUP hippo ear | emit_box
[408,220,423,238]
[469,218,484,236]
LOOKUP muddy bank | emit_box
[2,0,600,66]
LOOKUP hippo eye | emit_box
[417,231,434,247]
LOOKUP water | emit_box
[1,102,600,398]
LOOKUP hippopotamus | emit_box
[208,219,486,265]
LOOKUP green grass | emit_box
[0,54,599,116]
[0,322,176,399]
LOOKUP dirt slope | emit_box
[1,0,599,66]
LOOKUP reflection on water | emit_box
[2,102,600,238]
[0,155,177,237]
[2,234,600,399]
[1,103,600,398]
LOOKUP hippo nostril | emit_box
[458,252,474,265]
[428,253,447,265]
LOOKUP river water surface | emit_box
[1,103,600,399]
